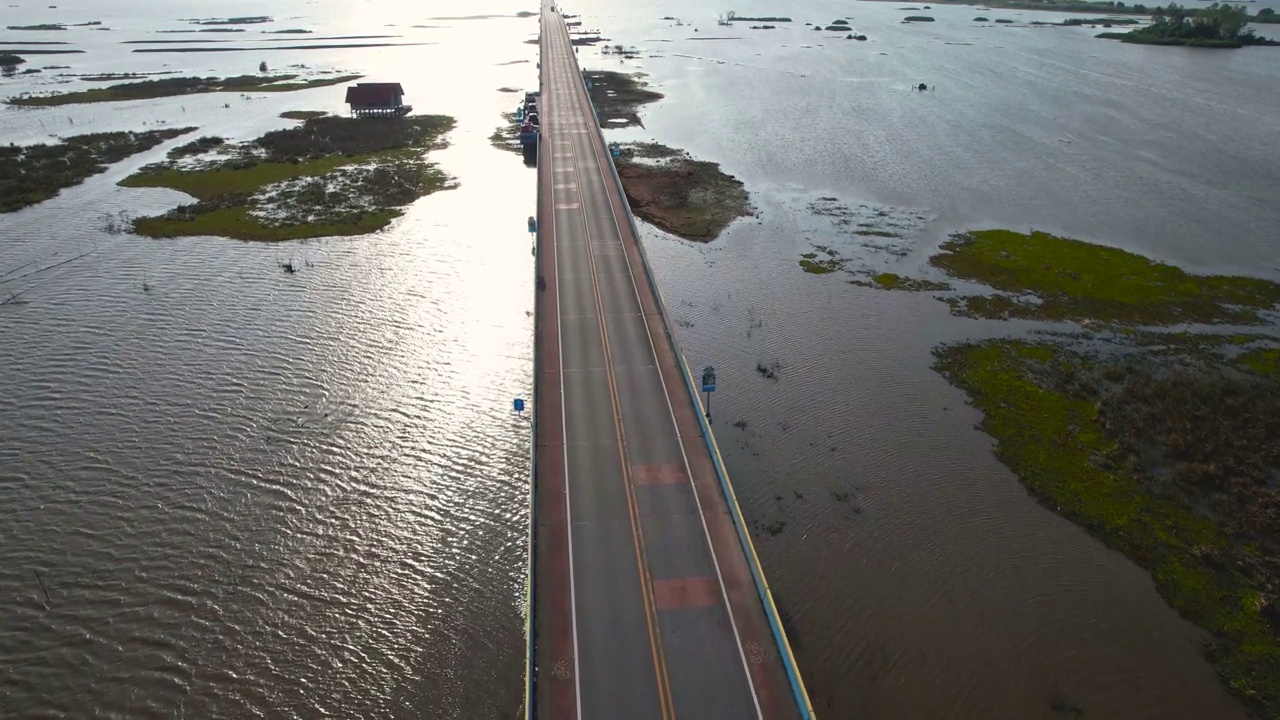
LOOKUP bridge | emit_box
[525,3,816,718]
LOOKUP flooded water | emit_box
[578,0,1280,718]
[2,0,1279,718]
[1,1,538,717]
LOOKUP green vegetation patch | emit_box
[279,110,328,120]
[800,257,842,274]
[614,142,751,242]
[1101,2,1278,46]
[7,24,66,31]
[849,272,951,291]
[583,70,664,128]
[0,53,25,67]
[0,127,195,213]
[1059,16,1141,25]
[935,339,1280,718]
[7,73,362,107]
[903,15,937,21]
[930,230,1280,325]
[123,115,455,241]
[1238,348,1280,379]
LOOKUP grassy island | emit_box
[936,336,1280,719]
[7,73,362,107]
[614,142,751,242]
[930,230,1280,325]
[1100,2,1279,47]
[121,115,455,241]
[0,128,196,213]
[721,12,793,22]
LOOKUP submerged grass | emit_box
[936,339,1280,718]
[583,70,664,128]
[0,127,195,213]
[1239,348,1280,379]
[488,111,523,154]
[931,230,1280,325]
[279,110,327,120]
[8,73,361,106]
[123,115,455,241]
[851,272,951,291]
[800,257,841,274]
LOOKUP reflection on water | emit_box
[577,0,1278,717]
[4,0,1280,717]
[1,0,538,717]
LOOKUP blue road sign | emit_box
[701,366,716,393]
[514,398,526,413]
[528,216,537,233]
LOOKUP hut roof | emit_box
[344,83,405,105]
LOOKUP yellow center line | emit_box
[553,30,676,720]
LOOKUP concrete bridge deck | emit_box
[528,3,814,718]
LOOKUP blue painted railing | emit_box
[572,64,818,720]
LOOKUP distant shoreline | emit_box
[859,0,1280,21]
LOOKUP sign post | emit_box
[701,366,716,422]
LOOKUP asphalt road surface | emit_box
[531,4,806,718]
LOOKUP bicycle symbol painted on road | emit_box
[746,642,765,665]
[552,656,571,680]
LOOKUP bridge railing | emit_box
[573,63,817,720]
[523,14,548,720]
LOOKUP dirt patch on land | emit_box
[614,142,751,241]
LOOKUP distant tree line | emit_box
[1130,2,1273,46]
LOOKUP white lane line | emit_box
[543,27,586,718]
[571,57,766,720]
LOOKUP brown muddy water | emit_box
[1,1,538,717]
[2,0,1279,719]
